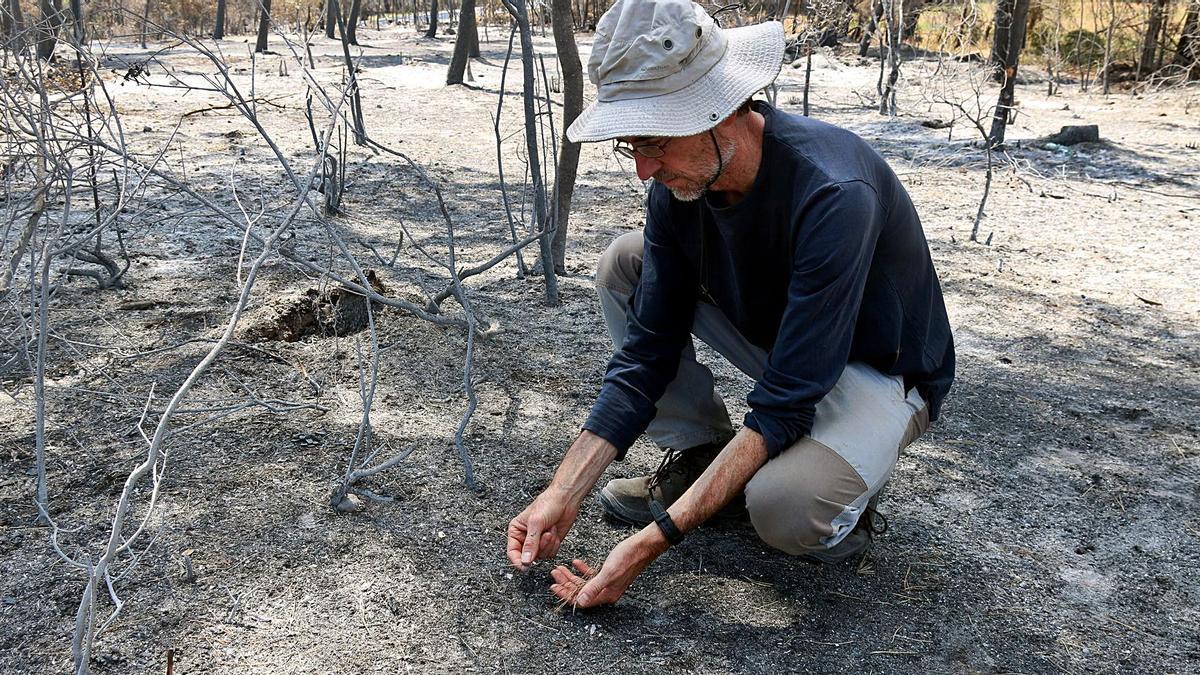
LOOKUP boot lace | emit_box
[861,502,889,535]
[646,447,689,494]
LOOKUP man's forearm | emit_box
[548,430,619,506]
[668,427,769,532]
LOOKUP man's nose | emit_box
[633,155,661,181]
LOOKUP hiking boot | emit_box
[599,440,742,526]
[802,493,888,564]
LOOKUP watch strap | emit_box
[649,499,684,546]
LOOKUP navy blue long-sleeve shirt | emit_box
[584,103,955,459]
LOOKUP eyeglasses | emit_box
[613,137,673,159]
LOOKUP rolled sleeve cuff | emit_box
[583,382,656,461]
[743,407,815,459]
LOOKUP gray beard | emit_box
[662,136,738,202]
[668,183,706,202]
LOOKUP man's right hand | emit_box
[507,491,580,571]
[505,431,618,572]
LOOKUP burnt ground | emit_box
[2,25,1199,674]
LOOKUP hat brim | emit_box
[566,22,785,143]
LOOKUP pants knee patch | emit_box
[595,230,644,295]
[745,438,869,555]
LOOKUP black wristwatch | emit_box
[649,499,684,546]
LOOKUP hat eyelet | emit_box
[709,112,719,121]
[663,38,673,50]
[696,27,703,38]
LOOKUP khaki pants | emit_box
[596,230,929,558]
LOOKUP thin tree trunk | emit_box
[504,0,558,305]
[971,143,993,243]
[256,0,272,52]
[1101,0,1116,93]
[326,0,337,37]
[879,0,903,115]
[446,0,476,83]
[425,0,438,37]
[140,0,151,49]
[68,0,83,43]
[493,24,527,276]
[859,0,883,57]
[989,0,1030,146]
[549,0,582,274]
[36,0,63,59]
[346,0,363,44]
[1,0,11,38]
[214,0,226,39]
[1045,0,1062,94]
[802,50,812,115]
[332,0,366,143]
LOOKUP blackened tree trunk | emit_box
[989,0,1030,147]
[326,0,336,37]
[1101,0,1116,94]
[990,0,1029,80]
[255,0,272,52]
[425,0,438,37]
[69,0,83,42]
[214,0,226,39]
[446,0,475,83]
[331,0,366,143]
[1138,0,1167,76]
[503,0,559,305]
[549,0,582,274]
[140,0,151,48]
[346,0,363,44]
[879,0,903,115]
[468,5,479,56]
[858,0,883,57]
[0,0,11,38]
[1175,2,1200,77]
[36,0,64,59]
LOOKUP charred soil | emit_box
[1,26,1199,674]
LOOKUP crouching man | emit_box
[507,0,954,608]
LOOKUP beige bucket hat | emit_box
[566,0,785,143]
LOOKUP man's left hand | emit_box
[549,528,669,608]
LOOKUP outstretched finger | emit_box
[549,566,591,605]
[549,579,585,603]
[550,564,582,586]
[571,559,596,577]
